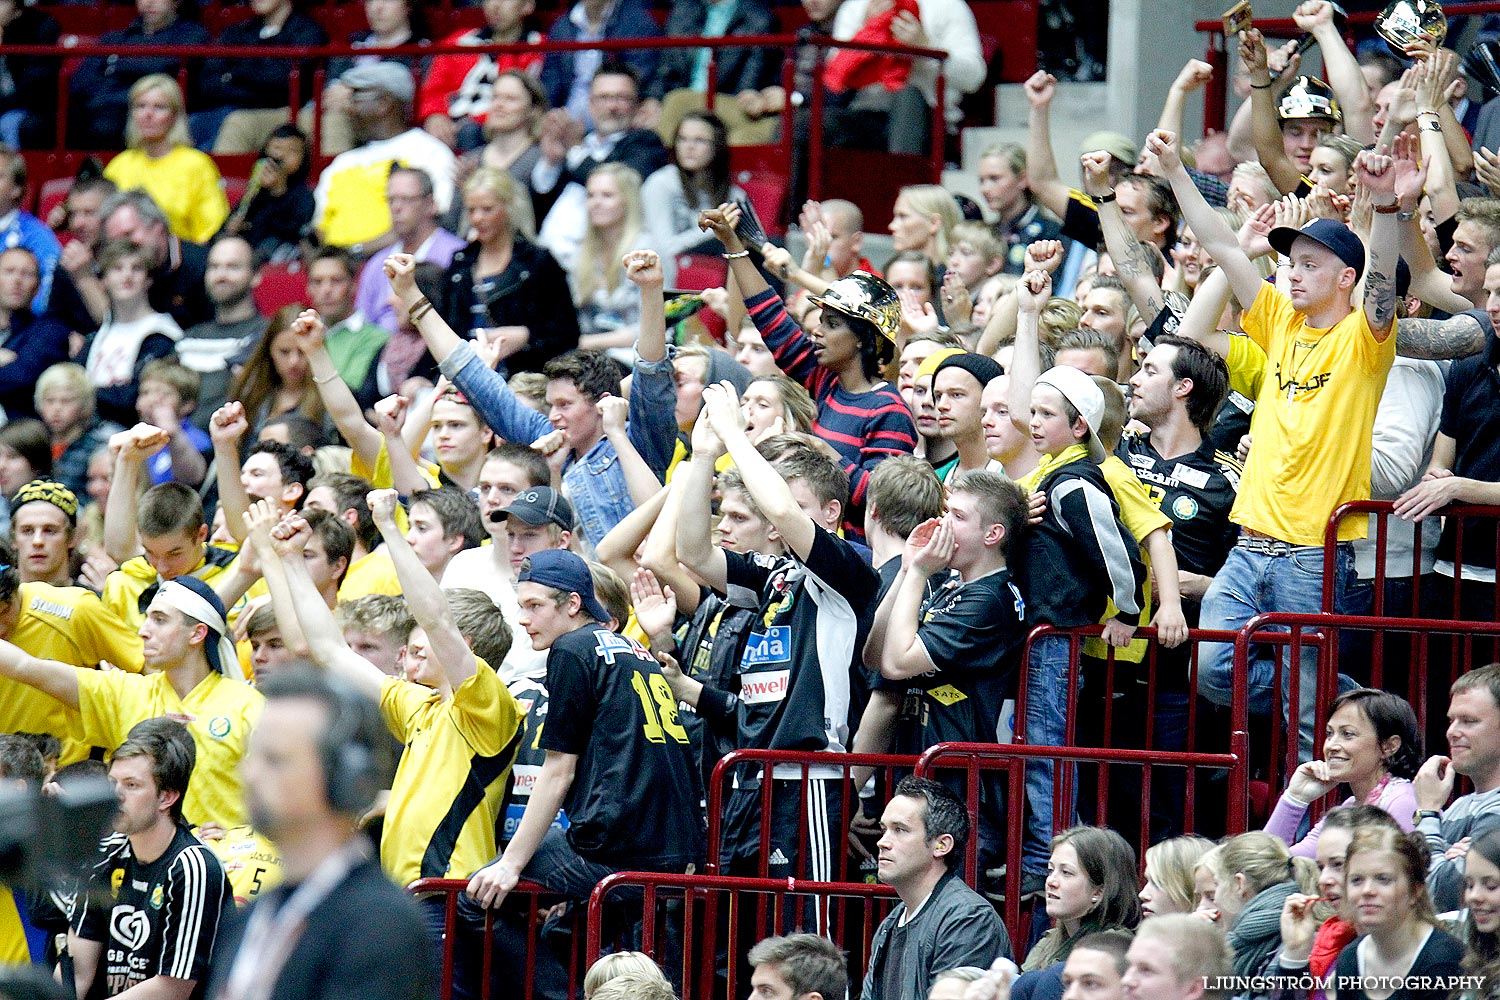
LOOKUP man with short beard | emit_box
[176,235,266,427]
[70,718,232,1000]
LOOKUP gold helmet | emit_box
[1277,76,1342,124]
[807,271,900,345]
[1375,0,1447,52]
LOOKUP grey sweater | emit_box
[1422,785,1500,912]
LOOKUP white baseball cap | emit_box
[1035,365,1106,463]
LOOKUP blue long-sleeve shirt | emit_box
[438,340,676,546]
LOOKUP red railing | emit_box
[704,748,919,882]
[914,739,1249,949]
[12,33,948,225]
[1231,612,1500,821]
[409,876,587,1000]
[585,871,897,1000]
[1193,3,1500,132]
[1324,499,1500,613]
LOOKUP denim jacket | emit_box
[438,341,677,546]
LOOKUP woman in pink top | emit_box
[1265,688,1423,858]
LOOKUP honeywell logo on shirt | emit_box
[511,763,542,796]
[741,670,790,704]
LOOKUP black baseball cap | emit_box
[516,549,609,623]
[492,487,576,528]
[1268,218,1365,281]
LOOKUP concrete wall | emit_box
[959,0,1246,180]
[1106,0,1231,146]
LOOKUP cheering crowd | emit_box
[11,0,1500,997]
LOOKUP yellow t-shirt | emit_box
[1236,283,1396,544]
[1228,332,1268,401]
[72,669,264,828]
[1083,456,1172,664]
[103,147,231,244]
[0,887,38,964]
[102,545,241,630]
[204,825,283,907]
[379,656,523,887]
[339,551,403,602]
[0,583,146,765]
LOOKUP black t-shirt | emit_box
[1117,432,1242,580]
[717,528,881,757]
[1439,341,1500,569]
[540,623,705,867]
[883,569,1026,753]
[73,826,231,1000]
[502,670,562,846]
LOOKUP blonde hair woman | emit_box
[103,74,229,243]
[1211,831,1318,980]
[571,163,648,353]
[889,184,961,264]
[440,167,578,375]
[582,951,668,999]
[1139,835,1216,919]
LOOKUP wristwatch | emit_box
[1415,809,1442,824]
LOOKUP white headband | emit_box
[156,581,247,682]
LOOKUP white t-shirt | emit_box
[86,312,183,388]
[441,545,548,685]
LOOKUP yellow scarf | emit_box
[1017,443,1090,494]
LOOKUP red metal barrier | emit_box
[408,877,584,1000]
[1192,3,1500,133]
[705,748,919,882]
[1324,500,1500,607]
[585,871,897,1000]
[915,739,1249,950]
[1233,612,1500,807]
[1014,624,1242,750]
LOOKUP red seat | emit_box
[40,6,134,36]
[729,145,789,236]
[253,262,308,315]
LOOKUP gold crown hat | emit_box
[807,271,902,344]
[1278,76,1342,123]
[1375,0,1447,51]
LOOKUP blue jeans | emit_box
[1198,542,1354,763]
[1022,633,1076,877]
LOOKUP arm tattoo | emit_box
[1364,268,1396,330]
[1395,314,1487,360]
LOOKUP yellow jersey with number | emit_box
[0,583,146,764]
[1235,283,1395,544]
[72,669,264,828]
[378,656,523,887]
[204,825,283,906]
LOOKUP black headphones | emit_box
[313,675,385,815]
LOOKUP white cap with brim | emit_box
[1035,365,1107,464]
